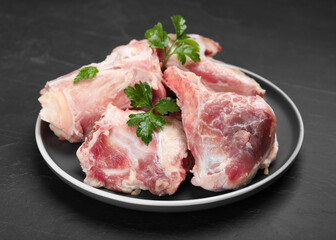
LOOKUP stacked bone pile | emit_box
[39,34,278,196]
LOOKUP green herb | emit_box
[124,81,180,145]
[145,15,200,71]
[74,66,99,84]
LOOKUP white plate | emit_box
[35,65,304,212]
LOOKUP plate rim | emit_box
[35,64,304,209]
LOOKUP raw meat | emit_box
[185,34,222,57]
[39,40,166,142]
[163,67,277,191]
[166,34,265,96]
[77,104,189,196]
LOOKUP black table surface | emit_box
[1,0,335,239]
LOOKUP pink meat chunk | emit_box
[39,40,166,142]
[76,104,190,196]
[166,34,265,96]
[163,67,278,191]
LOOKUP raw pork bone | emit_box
[77,104,189,196]
[166,34,265,96]
[39,40,166,143]
[163,67,278,191]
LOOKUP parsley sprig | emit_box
[124,82,180,145]
[74,66,99,84]
[145,15,200,71]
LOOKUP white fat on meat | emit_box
[76,104,189,196]
[166,34,265,96]
[39,40,166,143]
[163,67,278,191]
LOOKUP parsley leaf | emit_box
[136,113,154,145]
[154,97,180,115]
[74,66,99,84]
[145,15,200,70]
[124,81,152,108]
[173,43,200,65]
[179,38,200,50]
[127,111,154,146]
[150,113,166,130]
[171,15,187,38]
[124,82,180,145]
[145,22,169,50]
[127,113,148,126]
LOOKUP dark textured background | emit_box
[1,0,335,239]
